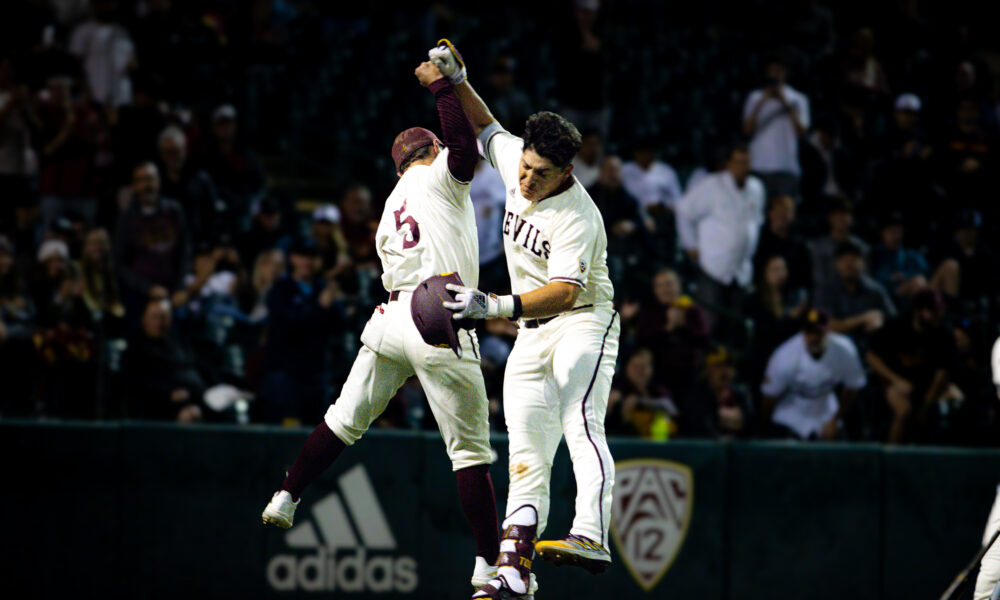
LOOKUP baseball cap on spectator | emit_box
[288,236,319,257]
[392,127,440,172]
[801,308,831,333]
[212,104,237,122]
[704,345,734,367]
[912,287,945,314]
[37,239,69,262]
[834,240,864,259]
[894,93,922,112]
[312,204,341,224]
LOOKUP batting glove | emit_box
[428,38,467,86]
[443,284,515,320]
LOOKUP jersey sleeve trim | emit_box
[550,276,586,289]
[478,121,506,168]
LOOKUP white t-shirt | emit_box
[743,85,810,175]
[376,148,479,292]
[675,171,765,287]
[621,160,683,210]
[469,161,507,264]
[479,122,614,309]
[761,332,867,439]
[69,20,135,107]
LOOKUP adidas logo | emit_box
[266,465,418,592]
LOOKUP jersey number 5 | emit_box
[394,200,420,249]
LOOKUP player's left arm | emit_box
[428,39,497,136]
[415,61,477,183]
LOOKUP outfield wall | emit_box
[2,421,997,599]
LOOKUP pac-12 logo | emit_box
[610,459,692,591]
[266,465,418,593]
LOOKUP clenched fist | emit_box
[415,61,444,87]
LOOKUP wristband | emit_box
[494,294,515,319]
[511,295,523,320]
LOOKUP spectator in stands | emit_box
[589,155,652,295]
[0,236,36,415]
[870,212,930,304]
[621,137,683,213]
[554,0,609,136]
[762,309,866,440]
[742,54,810,195]
[309,204,350,281]
[572,130,602,189]
[677,142,765,318]
[68,0,136,108]
[114,162,191,314]
[607,347,677,439]
[743,254,808,383]
[634,268,710,398]
[123,298,205,423]
[79,228,124,329]
[470,160,508,293]
[30,239,71,324]
[203,104,266,223]
[481,55,532,137]
[808,196,869,296]
[240,248,285,324]
[157,125,223,244]
[681,345,753,439]
[0,56,34,228]
[338,183,378,267]
[258,238,344,425]
[931,209,997,307]
[237,197,286,266]
[841,27,889,96]
[35,75,100,228]
[800,115,859,204]
[815,241,896,347]
[753,194,813,293]
[866,288,956,443]
[938,97,997,210]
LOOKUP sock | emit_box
[456,464,500,564]
[496,505,538,595]
[281,422,346,501]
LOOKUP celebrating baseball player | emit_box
[262,60,512,593]
[430,40,620,599]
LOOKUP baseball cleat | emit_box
[472,574,534,600]
[535,534,611,574]
[471,560,538,595]
[261,490,299,529]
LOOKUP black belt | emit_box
[388,290,401,302]
[523,304,594,329]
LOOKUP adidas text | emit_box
[267,548,417,592]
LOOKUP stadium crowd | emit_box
[1,0,999,446]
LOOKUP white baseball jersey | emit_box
[376,148,479,292]
[761,332,866,438]
[479,122,613,309]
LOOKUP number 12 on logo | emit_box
[394,200,420,249]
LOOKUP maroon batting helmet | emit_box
[411,273,475,358]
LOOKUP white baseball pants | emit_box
[976,484,1000,600]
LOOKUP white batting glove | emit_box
[428,38,467,86]
[443,284,515,320]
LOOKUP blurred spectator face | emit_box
[957,99,981,134]
[578,133,602,164]
[767,195,796,231]
[835,251,864,283]
[0,247,13,276]
[158,129,187,174]
[765,61,787,86]
[82,229,111,263]
[915,306,940,329]
[597,156,622,187]
[955,61,976,93]
[341,186,372,224]
[142,300,172,338]
[311,219,333,245]
[625,348,653,390]
[289,251,319,280]
[213,116,237,146]
[727,148,751,186]
[132,163,161,208]
[829,207,852,235]
[633,146,656,170]
[894,109,919,132]
[763,256,788,290]
[881,223,904,251]
[652,269,681,305]
[955,224,978,250]
[254,250,285,291]
[803,329,827,355]
[705,360,735,390]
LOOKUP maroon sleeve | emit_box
[428,79,477,183]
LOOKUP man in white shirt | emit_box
[676,142,765,317]
[571,130,602,189]
[68,6,136,107]
[761,308,867,440]
[742,55,810,196]
[620,138,683,212]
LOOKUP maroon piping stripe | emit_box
[580,312,617,542]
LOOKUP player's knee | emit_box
[323,408,362,446]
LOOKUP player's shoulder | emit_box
[775,332,804,357]
[826,332,859,356]
[746,174,766,197]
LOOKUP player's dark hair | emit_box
[523,111,582,168]
[398,145,435,173]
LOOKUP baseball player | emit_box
[261,61,509,592]
[972,337,1000,600]
[429,40,620,599]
